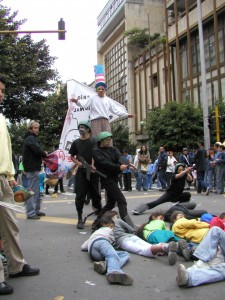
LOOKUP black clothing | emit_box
[92,146,128,221]
[194,148,207,171]
[145,173,191,210]
[69,137,96,164]
[23,132,46,172]
[69,137,101,219]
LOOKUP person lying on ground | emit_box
[81,216,133,286]
[176,226,225,287]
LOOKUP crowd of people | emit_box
[1,69,225,296]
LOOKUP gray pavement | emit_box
[5,183,225,300]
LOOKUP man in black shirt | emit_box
[69,121,101,229]
[132,163,193,215]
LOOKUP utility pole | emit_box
[197,0,210,148]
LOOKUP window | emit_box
[152,73,158,88]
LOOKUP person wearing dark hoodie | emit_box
[23,121,47,219]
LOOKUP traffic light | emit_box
[58,18,65,40]
[208,115,214,130]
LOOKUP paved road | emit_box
[5,184,225,300]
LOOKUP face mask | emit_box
[79,126,88,136]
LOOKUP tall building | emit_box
[97,0,165,143]
[134,0,225,138]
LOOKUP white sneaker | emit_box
[176,264,189,287]
[192,260,210,269]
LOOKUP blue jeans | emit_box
[196,170,206,193]
[216,165,225,194]
[204,169,213,191]
[187,227,225,286]
[147,174,153,189]
[158,169,167,189]
[90,239,130,274]
[137,171,148,191]
[26,171,41,217]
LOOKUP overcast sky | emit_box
[3,0,109,84]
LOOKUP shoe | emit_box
[77,219,84,229]
[9,264,40,278]
[27,215,40,220]
[176,264,188,287]
[106,272,133,286]
[93,261,106,274]
[205,187,210,196]
[0,282,13,295]
[45,191,50,195]
[36,212,46,217]
[60,190,66,193]
[192,259,210,269]
[178,239,191,261]
[128,189,132,192]
[168,241,178,266]
[132,204,148,215]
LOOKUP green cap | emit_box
[96,131,112,142]
[175,163,185,173]
[78,120,91,130]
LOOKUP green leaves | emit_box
[145,102,204,151]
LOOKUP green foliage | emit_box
[111,123,136,154]
[0,1,60,122]
[8,85,68,154]
[145,101,204,152]
[124,28,160,49]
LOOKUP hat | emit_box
[94,64,107,89]
[183,147,188,151]
[78,120,91,130]
[96,131,112,142]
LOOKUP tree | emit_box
[145,101,204,152]
[123,28,160,49]
[111,123,136,154]
[8,85,68,154]
[0,1,60,122]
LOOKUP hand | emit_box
[91,165,96,173]
[77,162,83,168]
[9,180,18,187]
[70,97,78,103]
[45,151,48,155]
[120,164,128,171]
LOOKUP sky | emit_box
[3,0,109,84]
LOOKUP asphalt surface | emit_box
[4,182,225,300]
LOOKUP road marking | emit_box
[16,214,92,225]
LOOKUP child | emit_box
[136,212,190,262]
[81,216,133,286]
[170,211,210,244]
[147,160,154,190]
[103,211,178,265]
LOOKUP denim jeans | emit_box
[137,171,148,191]
[158,169,167,189]
[90,239,130,274]
[196,170,207,193]
[26,171,41,217]
[216,165,225,194]
[204,169,213,190]
[147,174,153,189]
[186,227,225,286]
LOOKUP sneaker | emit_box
[178,239,191,261]
[93,261,106,274]
[36,212,46,217]
[77,219,84,229]
[192,259,210,269]
[168,241,178,266]
[205,187,210,196]
[106,272,133,286]
[176,264,189,287]
[132,204,148,215]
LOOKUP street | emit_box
[5,183,225,300]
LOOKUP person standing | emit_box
[214,144,225,194]
[121,149,132,192]
[92,131,135,229]
[23,121,47,219]
[194,141,209,195]
[0,76,40,295]
[178,147,194,190]
[158,146,168,191]
[70,65,135,138]
[136,145,150,191]
[166,150,177,187]
[69,121,102,229]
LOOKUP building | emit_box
[97,0,225,144]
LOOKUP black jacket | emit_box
[23,132,46,172]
